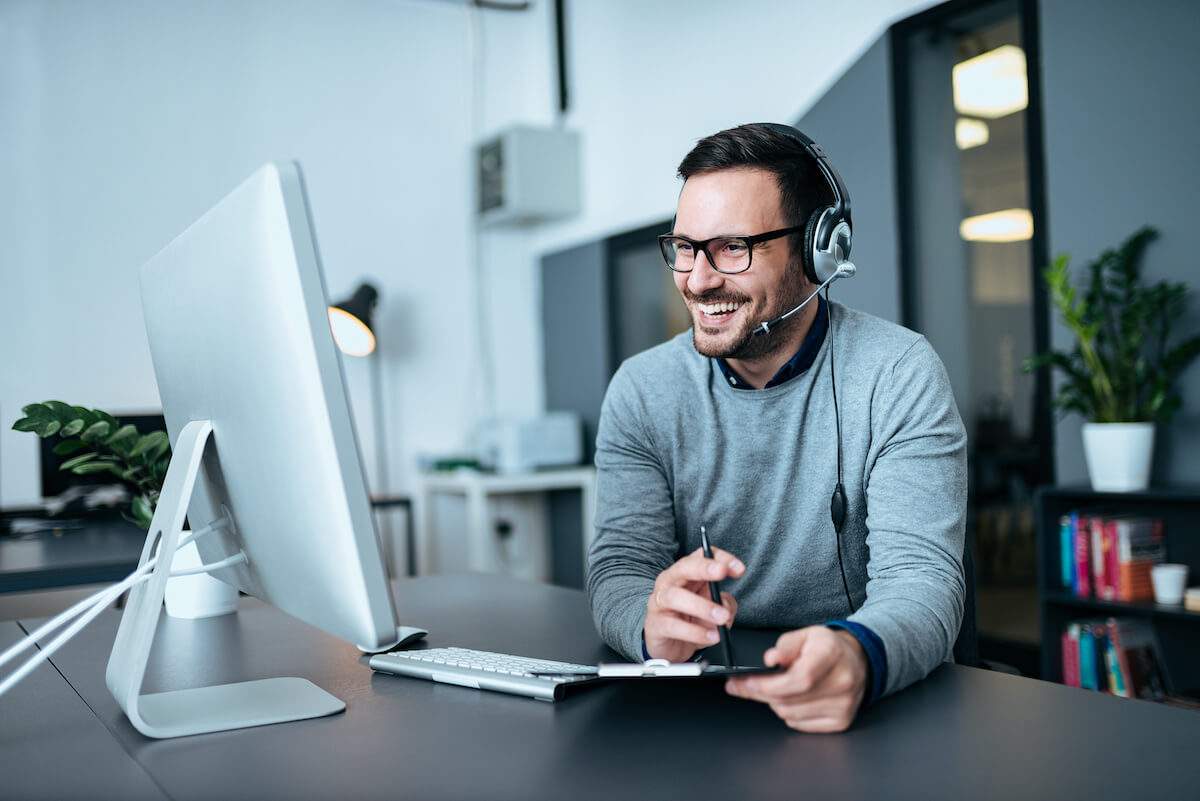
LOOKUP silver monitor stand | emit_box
[106,421,345,739]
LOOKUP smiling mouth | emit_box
[695,300,745,327]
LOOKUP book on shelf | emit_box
[1058,513,1164,601]
[1060,617,1167,701]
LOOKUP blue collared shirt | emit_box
[712,295,887,705]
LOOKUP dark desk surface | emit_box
[0,517,146,593]
[0,622,165,800]
[17,574,1200,801]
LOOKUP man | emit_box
[586,123,967,732]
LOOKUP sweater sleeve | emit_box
[585,363,680,661]
[848,337,968,697]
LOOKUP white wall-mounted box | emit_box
[477,125,581,226]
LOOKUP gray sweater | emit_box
[586,301,967,697]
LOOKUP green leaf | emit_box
[42,420,62,437]
[43,401,76,424]
[80,421,112,444]
[59,452,99,471]
[60,418,86,437]
[53,439,87,456]
[71,461,123,477]
[12,417,40,433]
[147,437,171,464]
[132,494,154,530]
[20,402,53,421]
[131,431,168,459]
[104,424,139,449]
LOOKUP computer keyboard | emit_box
[368,646,599,702]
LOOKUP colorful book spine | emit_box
[1060,514,1076,589]
[1104,635,1127,697]
[1100,519,1119,601]
[1061,624,1081,687]
[1106,618,1131,698]
[1079,626,1097,690]
[1074,516,1091,598]
[1115,517,1165,602]
[1062,617,1168,702]
[1090,517,1107,600]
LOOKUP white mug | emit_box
[164,539,239,618]
[1151,563,1189,606]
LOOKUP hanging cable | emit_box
[0,518,241,698]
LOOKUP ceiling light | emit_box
[953,45,1028,119]
[960,209,1033,242]
[956,118,990,150]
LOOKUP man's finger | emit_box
[733,636,839,698]
[720,591,737,623]
[651,614,720,647]
[771,696,859,733]
[661,547,745,584]
[764,628,810,667]
[658,584,730,625]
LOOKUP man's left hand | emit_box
[725,626,868,733]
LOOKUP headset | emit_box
[752,123,858,614]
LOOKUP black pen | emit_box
[699,525,735,667]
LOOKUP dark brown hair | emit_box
[677,123,834,260]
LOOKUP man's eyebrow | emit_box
[670,231,751,239]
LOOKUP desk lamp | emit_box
[328,283,379,357]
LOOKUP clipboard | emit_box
[531,657,784,680]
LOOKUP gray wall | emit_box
[541,240,609,587]
[796,35,903,324]
[1040,0,1200,485]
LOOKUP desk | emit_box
[0,517,146,593]
[414,468,595,578]
[12,574,1200,800]
[0,622,165,800]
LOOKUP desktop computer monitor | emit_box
[107,162,402,737]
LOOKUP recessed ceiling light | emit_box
[956,118,990,150]
[953,45,1028,119]
[960,208,1033,242]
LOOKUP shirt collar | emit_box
[714,295,828,390]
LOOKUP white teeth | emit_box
[699,302,742,315]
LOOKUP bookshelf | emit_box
[1036,486,1200,694]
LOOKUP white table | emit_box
[413,467,596,579]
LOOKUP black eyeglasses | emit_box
[657,226,803,274]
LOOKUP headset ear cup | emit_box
[802,208,823,284]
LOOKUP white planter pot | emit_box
[164,539,239,619]
[1081,422,1154,492]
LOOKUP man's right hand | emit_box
[644,547,744,662]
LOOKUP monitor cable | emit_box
[0,517,243,699]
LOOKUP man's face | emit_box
[672,167,807,359]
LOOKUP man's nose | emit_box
[686,249,724,296]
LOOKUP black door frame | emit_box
[889,0,1055,487]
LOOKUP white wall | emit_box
[0,0,938,509]
[0,0,477,506]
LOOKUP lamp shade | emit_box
[329,283,379,357]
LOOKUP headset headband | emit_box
[756,123,852,231]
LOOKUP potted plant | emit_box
[1024,227,1200,491]
[12,402,169,528]
[12,403,237,617]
